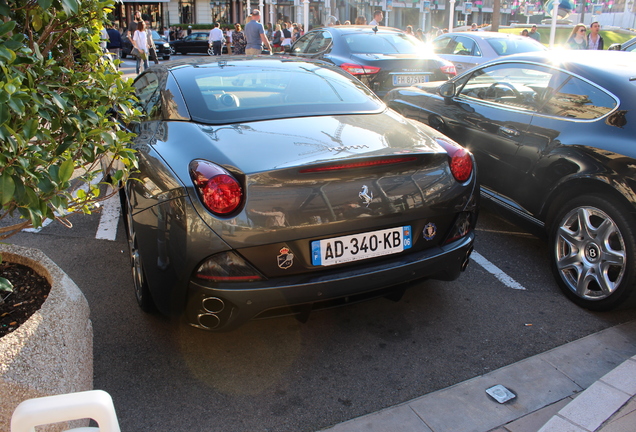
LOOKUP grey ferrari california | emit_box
[122,56,478,331]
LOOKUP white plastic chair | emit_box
[11,390,121,432]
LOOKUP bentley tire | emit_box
[549,194,636,311]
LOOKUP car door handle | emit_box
[499,126,520,137]
[456,64,464,70]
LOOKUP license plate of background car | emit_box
[393,75,429,86]
[311,226,412,267]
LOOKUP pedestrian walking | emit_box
[244,9,272,55]
[106,24,122,64]
[528,24,541,42]
[208,22,224,56]
[566,24,588,50]
[587,21,604,50]
[131,20,149,74]
[232,23,247,55]
[369,10,383,26]
[126,10,143,39]
[146,22,159,64]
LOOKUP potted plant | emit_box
[0,1,139,430]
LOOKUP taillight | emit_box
[340,63,381,76]
[196,251,264,282]
[440,63,457,77]
[436,139,473,182]
[189,160,243,215]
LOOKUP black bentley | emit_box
[386,50,636,311]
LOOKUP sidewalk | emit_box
[320,320,636,432]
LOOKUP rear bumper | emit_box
[185,233,474,331]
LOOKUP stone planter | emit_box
[0,244,93,432]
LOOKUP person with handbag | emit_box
[145,21,159,64]
[271,24,282,53]
[132,20,149,74]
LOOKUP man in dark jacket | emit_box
[587,22,604,50]
[106,24,123,63]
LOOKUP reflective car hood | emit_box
[151,112,468,248]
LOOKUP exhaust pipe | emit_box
[197,297,226,329]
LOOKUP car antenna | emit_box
[372,26,378,34]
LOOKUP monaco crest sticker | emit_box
[277,247,294,269]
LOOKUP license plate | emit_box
[393,75,429,86]
[311,226,412,267]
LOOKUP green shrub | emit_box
[0,0,140,240]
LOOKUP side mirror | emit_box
[608,43,621,51]
[439,82,456,98]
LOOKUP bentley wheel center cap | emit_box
[585,242,601,263]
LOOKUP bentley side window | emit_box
[458,64,552,112]
[540,75,617,119]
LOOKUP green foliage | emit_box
[0,0,141,239]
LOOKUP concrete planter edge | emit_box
[0,243,93,432]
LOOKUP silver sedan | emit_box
[432,31,546,73]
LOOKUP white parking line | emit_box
[95,190,121,241]
[471,251,526,290]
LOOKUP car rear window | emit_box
[345,32,431,55]
[172,61,384,124]
[486,38,546,56]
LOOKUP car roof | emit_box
[147,55,328,74]
[317,25,408,35]
[439,31,535,40]
[487,50,636,79]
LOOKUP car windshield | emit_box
[486,38,546,56]
[173,61,384,124]
[344,32,431,55]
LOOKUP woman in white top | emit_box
[132,20,149,74]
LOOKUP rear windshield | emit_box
[344,32,431,55]
[172,62,384,124]
[486,38,546,56]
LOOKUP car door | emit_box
[511,69,619,215]
[288,31,318,57]
[433,35,482,73]
[431,63,545,199]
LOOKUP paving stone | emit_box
[538,415,586,432]
[503,397,572,432]
[539,324,636,389]
[600,358,636,396]
[598,399,636,432]
[321,405,432,432]
[485,357,582,418]
[408,376,523,432]
[558,381,631,432]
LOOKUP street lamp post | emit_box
[449,0,456,31]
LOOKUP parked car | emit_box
[121,56,477,331]
[169,31,215,55]
[121,29,172,60]
[385,51,636,311]
[285,25,457,97]
[608,36,636,52]
[432,31,547,73]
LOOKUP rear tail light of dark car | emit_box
[340,63,381,76]
[435,138,473,182]
[440,62,457,77]
[190,160,243,216]
[196,251,264,282]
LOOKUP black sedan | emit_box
[121,29,172,60]
[122,56,477,331]
[285,25,456,97]
[386,51,636,311]
[170,32,215,55]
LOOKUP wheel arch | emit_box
[543,176,636,229]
